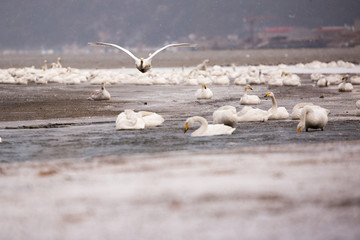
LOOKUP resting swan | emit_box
[265,92,289,120]
[212,106,238,127]
[237,106,271,122]
[88,83,111,100]
[116,110,145,130]
[356,100,360,116]
[240,85,261,105]
[89,42,194,73]
[317,77,329,87]
[184,116,235,137]
[338,75,353,92]
[137,111,164,127]
[291,102,314,120]
[297,106,330,132]
[195,84,213,99]
[282,72,301,86]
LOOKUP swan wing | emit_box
[88,42,139,61]
[147,43,195,60]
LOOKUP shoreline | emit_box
[1,48,360,69]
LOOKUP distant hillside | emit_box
[0,0,359,50]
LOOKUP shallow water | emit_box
[1,117,359,162]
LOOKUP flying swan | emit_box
[89,42,194,73]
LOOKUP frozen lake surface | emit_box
[0,59,360,239]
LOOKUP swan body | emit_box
[237,106,271,122]
[317,77,329,87]
[240,85,261,105]
[326,74,343,85]
[195,84,213,99]
[282,72,301,86]
[88,83,111,100]
[338,76,353,92]
[291,102,314,120]
[311,73,324,82]
[356,100,360,116]
[350,75,360,85]
[234,75,247,85]
[212,106,238,127]
[89,42,193,73]
[265,92,289,120]
[137,111,164,127]
[116,110,145,130]
[297,106,330,132]
[185,116,235,137]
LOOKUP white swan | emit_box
[291,102,314,120]
[237,106,271,122]
[240,85,261,105]
[297,105,330,132]
[282,72,301,86]
[89,42,194,73]
[356,100,360,116]
[212,106,238,127]
[195,84,213,99]
[184,116,235,137]
[265,92,289,120]
[350,75,360,85]
[317,77,329,87]
[338,75,353,92]
[88,83,111,100]
[326,74,343,85]
[116,110,145,130]
[137,111,164,127]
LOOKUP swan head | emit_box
[184,123,189,133]
[101,82,105,90]
[297,125,303,133]
[297,120,305,133]
[184,117,196,133]
[265,92,274,97]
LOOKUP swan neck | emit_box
[192,117,208,134]
[271,95,278,109]
[299,108,309,125]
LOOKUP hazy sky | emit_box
[0,0,359,50]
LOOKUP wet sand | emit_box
[0,50,360,239]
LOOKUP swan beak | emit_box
[264,93,270,97]
[203,84,207,89]
[248,85,253,90]
[140,58,144,62]
[184,123,189,133]
[297,128,302,133]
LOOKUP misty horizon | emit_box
[0,0,359,51]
